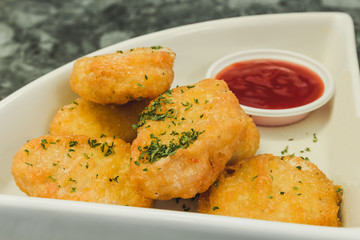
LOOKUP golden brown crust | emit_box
[198,154,342,227]
[130,78,255,200]
[11,135,153,207]
[49,98,149,142]
[231,115,260,162]
[69,47,176,105]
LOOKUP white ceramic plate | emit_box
[0,12,359,240]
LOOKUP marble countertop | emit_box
[1,0,360,100]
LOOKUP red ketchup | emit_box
[215,59,324,109]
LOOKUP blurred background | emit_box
[1,0,360,100]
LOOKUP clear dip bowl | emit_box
[206,49,335,127]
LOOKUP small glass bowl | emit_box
[206,49,335,126]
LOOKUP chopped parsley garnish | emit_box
[281,145,288,155]
[212,206,219,211]
[69,140,78,147]
[88,138,101,148]
[41,139,48,150]
[24,149,29,155]
[137,83,145,88]
[49,176,56,182]
[296,166,302,170]
[69,178,76,183]
[109,176,119,183]
[138,129,204,164]
[132,94,176,129]
[145,74,148,80]
[101,141,115,157]
[25,162,33,166]
[251,175,258,181]
[313,133,318,143]
[151,46,162,50]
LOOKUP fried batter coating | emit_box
[70,47,176,105]
[130,78,255,200]
[198,154,342,227]
[49,98,149,142]
[231,115,259,162]
[11,135,153,207]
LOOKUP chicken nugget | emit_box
[198,154,342,227]
[49,98,149,142]
[231,115,260,162]
[130,78,255,200]
[70,46,176,105]
[11,135,153,207]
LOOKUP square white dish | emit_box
[1,12,360,239]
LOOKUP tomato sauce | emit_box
[215,59,324,109]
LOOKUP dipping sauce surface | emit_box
[215,59,324,109]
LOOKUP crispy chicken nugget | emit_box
[70,47,176,105]
[49,98,149,142]
[11,135,153,207]
[231,115,259,162]
[198,154,342,227]
[130,78,255,200]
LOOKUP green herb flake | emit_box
[71,187,76,193]
[280,192,285,195]
[296,166,302,170]
[212,206,219,211]
[151,46,162,50]
[268,196,273,199]
[69,140,78,148]
[313,133,318,143]
[24,149,30,155]
[281,145,288,155]
[41,142,47,150]
[293,186,299,191]
[137,83,145,88]
[251,175,258,181]
[336,187,343,196]
[25,162,33,167]
[88,138,101,148]
[69,178,77,183]
[101,141,115,157]
[49,176,56,182]
[109,176,119,183]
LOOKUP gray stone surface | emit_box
[0,0,360,100]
